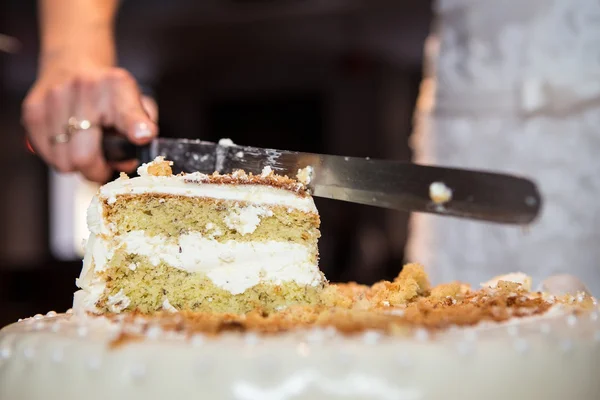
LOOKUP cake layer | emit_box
[77,253,325,314]
[81,231,321,289]
[100,172,317,212]
[93,195,320,242]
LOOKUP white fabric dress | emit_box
[407,0,600,295]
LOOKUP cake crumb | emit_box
[261,166,274,178]
[430,282,470,301]
[429,182,452,204]
[137,156,173,177]
[218,138,236,147]
[296,166,314,186]
[482,273,532,291]
[147,157,173,177]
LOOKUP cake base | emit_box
[1,307,599,400]
[94,258,325,314]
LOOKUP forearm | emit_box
[39,0,119,70]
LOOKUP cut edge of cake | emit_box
[74,157,327,315]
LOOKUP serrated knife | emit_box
[102,136,542,225]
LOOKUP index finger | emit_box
[70,77,112,183]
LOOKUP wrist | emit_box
[40,29,116,72]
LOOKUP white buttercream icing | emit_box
[78,231,322,296]
[74,235,107,314]
[98,175,316,213]
[107,290,130,313]
[223,205,273,235]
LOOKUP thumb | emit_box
[141,95,159,123]
[107,69,158,145]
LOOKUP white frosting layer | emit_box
[74,235,108,314]
[223,205,273,235]
[98,174,316,212]
[78,231,322,298]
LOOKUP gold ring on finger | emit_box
[66,116,94,135]
[50,132,71,145]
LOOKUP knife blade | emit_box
[103,135,542,225]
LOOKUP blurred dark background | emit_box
[0,0,432,326]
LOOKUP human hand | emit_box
[22,64,158,182]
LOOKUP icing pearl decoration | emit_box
[191,334,205,347]
[256,355,279,374]
[88,356,102,370]
[23,346,35,360]
[463,330,477,342]
[395,354,413,369]
[566,314,578,327]
[34,321,45,331]
[244,333,260,346]
[297,342,310,357]
[194,357,213,375]
[457,340,474,357]
[507,325,519,337]
[77,326,89,338]
[539,323,552,335]
[33,314,43,320]
[513,339,529,354]
[590,311,598,322]
[362,331,382,345]
[145,325,163,340]
[46,311,57,317]
[559,339,573,353]
[51,347,64,364]
[333,349,353,367]
[0,347,11,359]
[306,328,327,344]
[414,328,429,342]
[129,364,146,381]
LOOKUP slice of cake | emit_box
[74,157,326,314]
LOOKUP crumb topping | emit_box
[137,156,174,177]
[184,169,309,196]
[121,157,309,196]
[296,166,313,186]
[101,264,595,345]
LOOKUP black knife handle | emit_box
[102,129,151,163]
